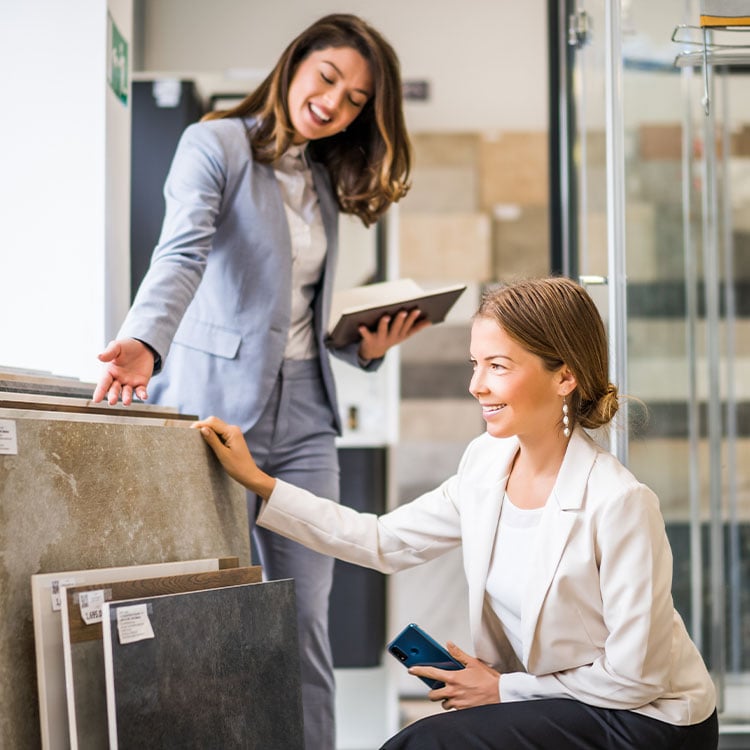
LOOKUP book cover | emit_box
[327,279,466,349]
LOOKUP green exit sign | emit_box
[107,12,128,105]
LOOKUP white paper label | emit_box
[78,589,106,625]
[116,604,155,644]
[0,420,18,455]
[50,577,77,612]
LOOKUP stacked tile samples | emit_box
[60,565,261,749]
[102,579,302,749]
[0,379,251,748]
[31,558,246,750]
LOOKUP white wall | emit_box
[0,0,132,383]
[137,0,549,132]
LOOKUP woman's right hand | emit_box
[92,338,155,405]
[192,416,277,499]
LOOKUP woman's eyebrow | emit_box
[470,354,513,363]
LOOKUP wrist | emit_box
[133,337,162,373]
[250,471,276,500]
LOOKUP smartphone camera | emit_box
[390,646,408,662]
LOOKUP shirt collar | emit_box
[279,142,309,170]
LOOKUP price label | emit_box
[78,590,105,625]
[0,420,18,455]
[50,577,77,612]
[116,604,155,644]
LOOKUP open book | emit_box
[326,279,467,349]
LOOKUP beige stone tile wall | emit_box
[630,437,750,521]
[399,212,492,282]
[493,204,550,280]
[400,400,482,443]
[402,131,551,285]
[478,131,549,208]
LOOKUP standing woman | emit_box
[93,15,425,749]
[195,277,718,750]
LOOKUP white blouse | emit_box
[273,144,328,360]
[485,493,545,662]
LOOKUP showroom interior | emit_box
[1,0,749,748]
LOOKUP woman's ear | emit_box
[558,365,577,396]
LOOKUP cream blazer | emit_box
[258,426,716,726]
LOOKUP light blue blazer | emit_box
[119,117,377,432]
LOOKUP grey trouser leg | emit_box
[246,359,339,750]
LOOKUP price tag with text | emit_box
[116,603,155,644]
[78,590,106,625]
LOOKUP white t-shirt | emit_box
[485,493,545,662]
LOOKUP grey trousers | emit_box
[245,359,339,750]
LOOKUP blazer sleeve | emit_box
[328,341,384,372]
[257,467,467,574]
[118,122,229,361]
[501,483,677,710]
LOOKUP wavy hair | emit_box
[203,14,411,226]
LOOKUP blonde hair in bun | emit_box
[476,277,620,432]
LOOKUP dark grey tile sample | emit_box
[634,402,750,438]
[627,280,750,318]
[64,566,260,750]
[104,580,303,750]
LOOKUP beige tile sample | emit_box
[400,400,483,443]
[479,131,549,208]
[405,132,482,213]
[399,212,492,282]
[492,204,550,280]
[1,406,250,750]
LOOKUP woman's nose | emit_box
[469,370,485,397]
[324,85,346,112]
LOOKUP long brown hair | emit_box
[476,277,620,431]
[203,14,411,226]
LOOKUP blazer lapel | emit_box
[520,427,598,665]
[465,438,518,662]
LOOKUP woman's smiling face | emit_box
[469,316,568,441]
[287,46,372,143]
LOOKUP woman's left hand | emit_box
[358,309,431,361]
[409,642,501,710]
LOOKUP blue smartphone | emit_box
[386,623,464,689]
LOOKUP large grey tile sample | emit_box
[103,579,303,750]
[62,566,262,750]
[31,558,240,750]
[0,390,251,750]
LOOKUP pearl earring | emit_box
[562,397,570,438]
